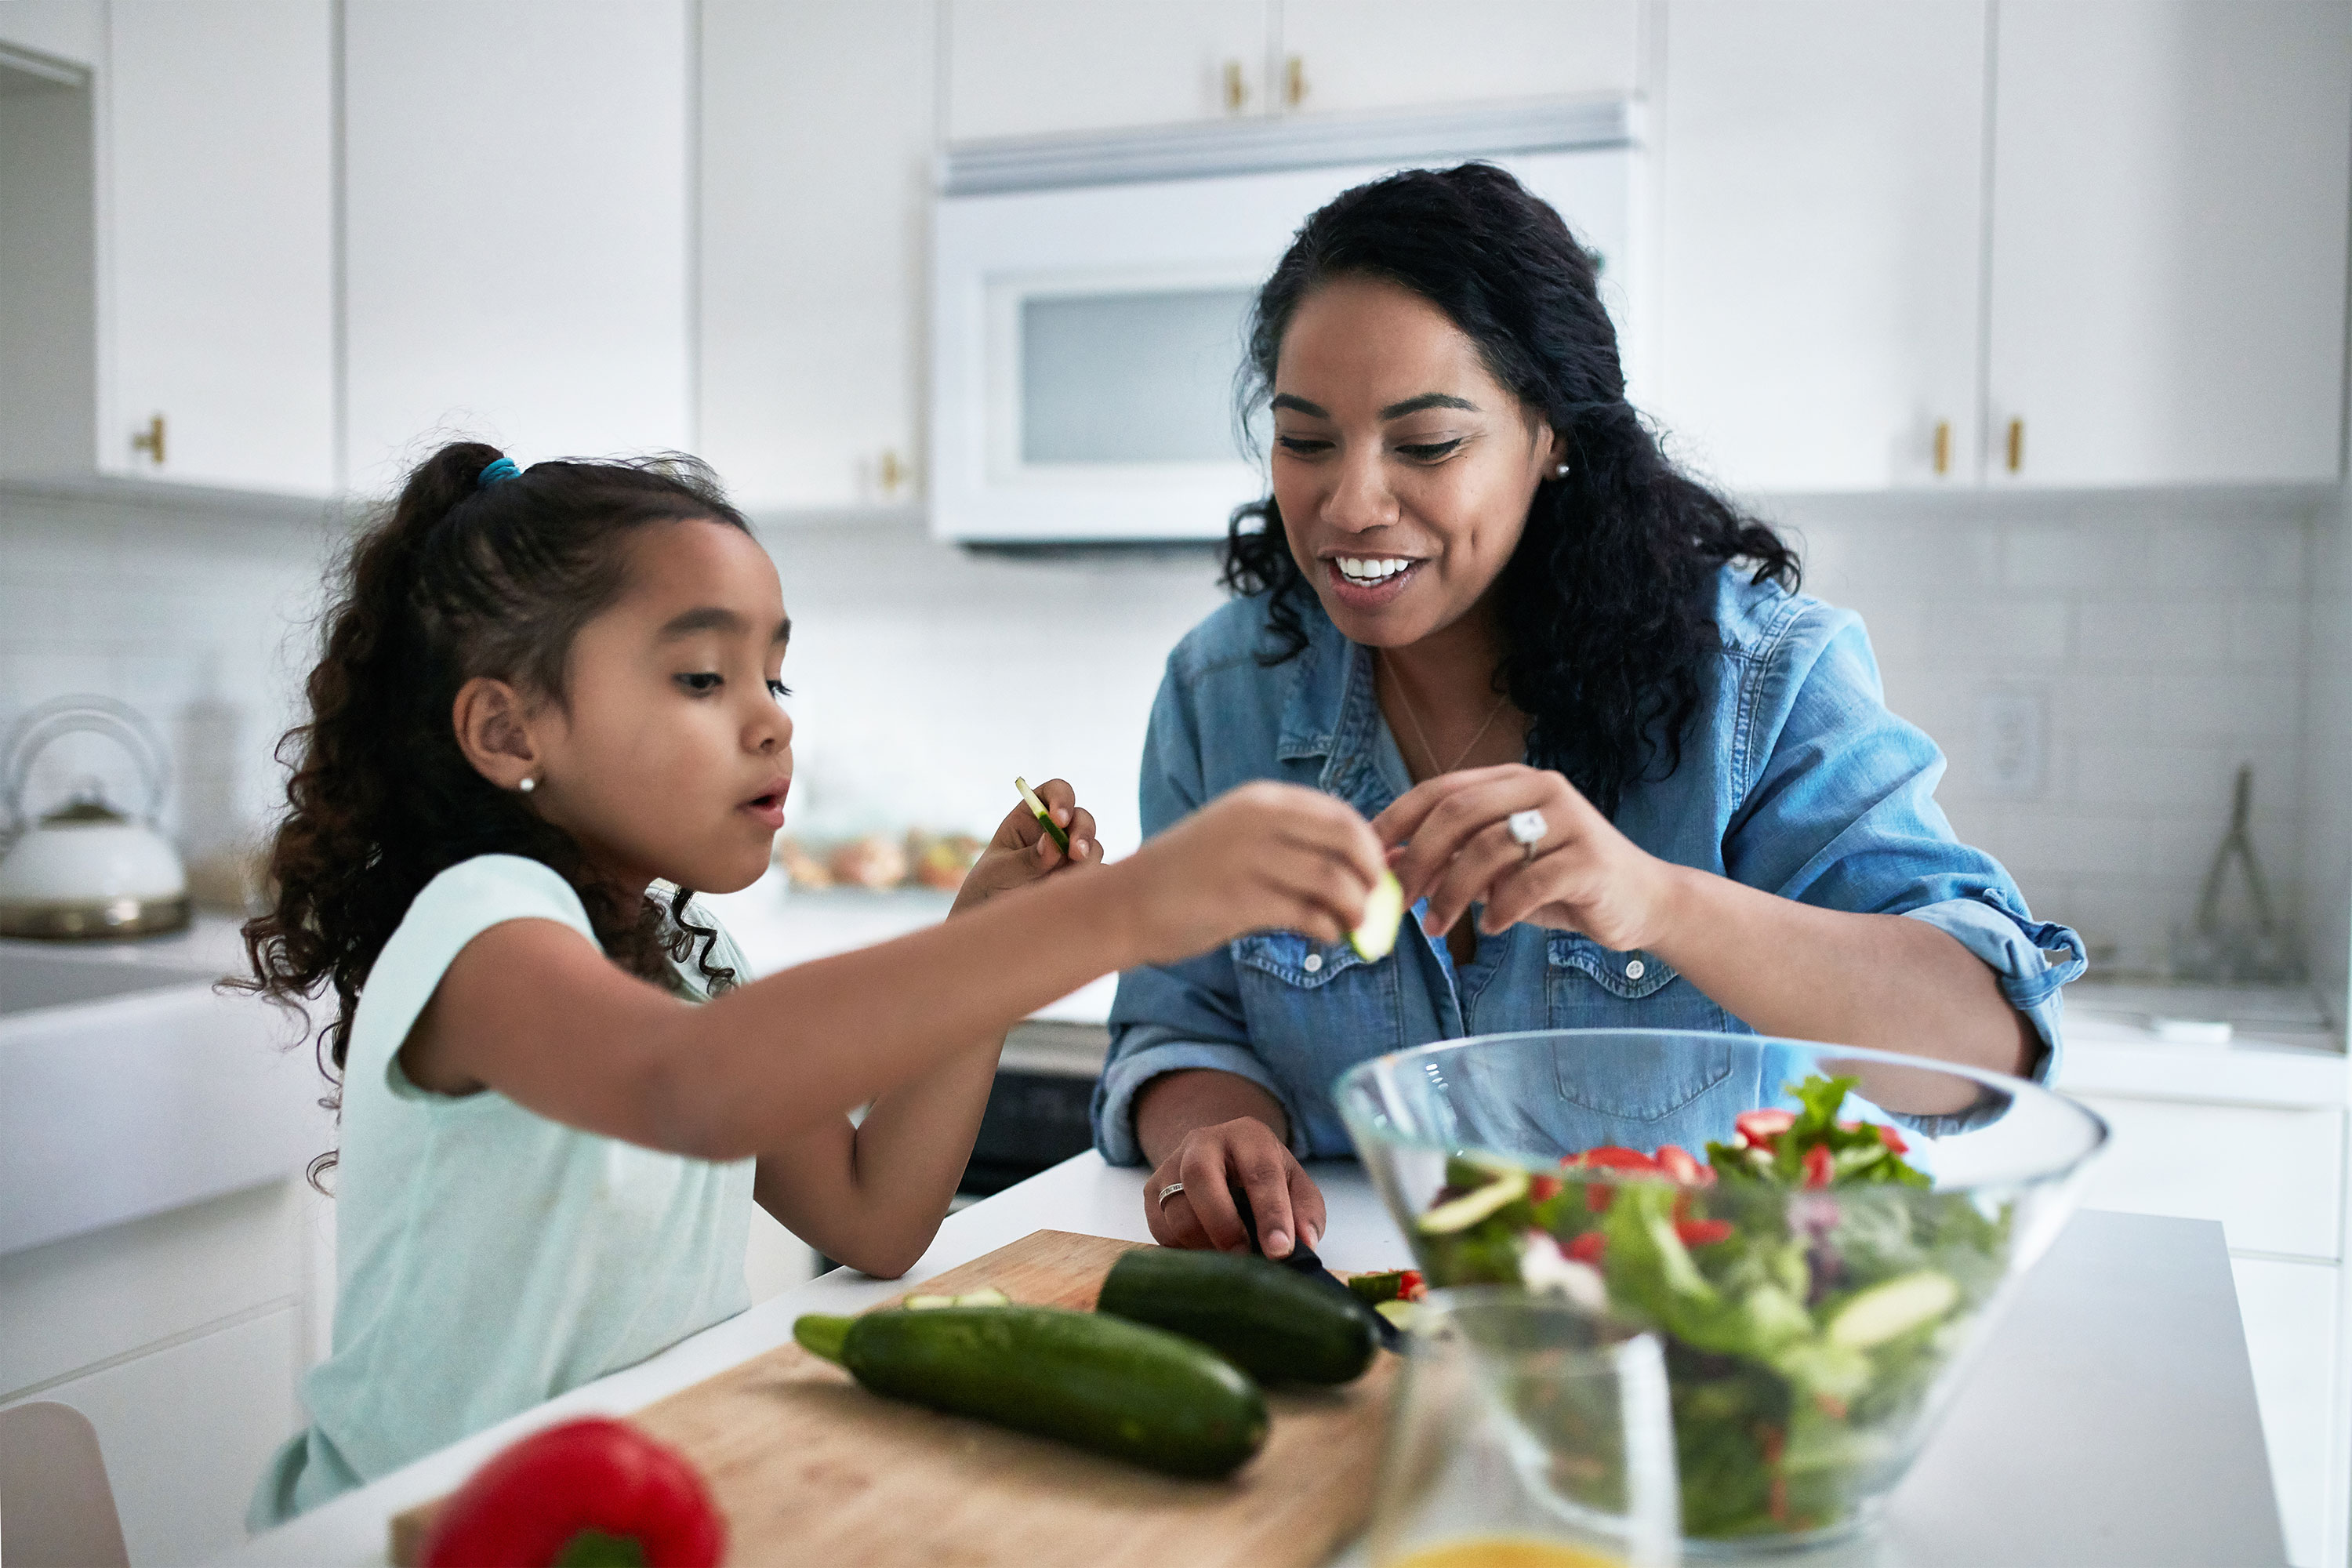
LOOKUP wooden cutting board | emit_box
[390,1230,1401,1567]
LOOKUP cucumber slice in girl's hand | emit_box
[1349,869,1406,961]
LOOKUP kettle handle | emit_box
[2,696,169,835]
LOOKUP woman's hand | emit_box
[1116,781,1385,967]
[1144,1111,1327,1260]
[1375,764,1681,949]
[949,777,1098,916]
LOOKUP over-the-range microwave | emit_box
[930,98,1647,546]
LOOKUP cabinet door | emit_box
[700,0,931,511]
[5,1305,299,1568]
[1654,0,1986,493]
[343,0,691,491]
[103,0,334,495]
[1986,1,2352,487]
[1276,0,1639,115]
[942,0,1270,141]
[2231,1257,2338,1568]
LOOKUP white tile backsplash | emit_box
[3,479,2334,981]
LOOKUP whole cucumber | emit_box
[1095,1247,1377,1385]
[795,1305,1268,1479]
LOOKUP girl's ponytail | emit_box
[236,441,752,1185]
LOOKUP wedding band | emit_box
[1508,808,1548,863]
[1157,1181,1185,1207]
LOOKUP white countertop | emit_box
[212,1154,2282,1568]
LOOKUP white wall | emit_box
[0,482,2330,988]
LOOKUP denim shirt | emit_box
[1092,568,2088,1164]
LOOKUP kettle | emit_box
[0,696,189,938]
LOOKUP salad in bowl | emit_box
[1338,1030,2106,1547]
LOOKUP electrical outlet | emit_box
[1978,686,2047,798]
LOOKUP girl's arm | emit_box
[750,787,1093,1278]
[401,781,1387,1161]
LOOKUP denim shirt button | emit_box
[1624,958,1646,980]
[1302,952,1323,974]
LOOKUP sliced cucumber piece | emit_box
[1373,1298,1417,1333]
[1350,869,1406,961]
[905,1288,1010,1311]
[1416,1167,1532,1234]
[1014,775,1071,851]
[1826,1270,1959,1349]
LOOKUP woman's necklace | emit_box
[1382,652,1511,779]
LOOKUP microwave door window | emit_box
[1020,288,1262,465]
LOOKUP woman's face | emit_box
[1270,274,1563,649]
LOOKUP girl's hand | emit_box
[949,777,1098,916]
[1117,781,1386,967]
[1145,1116,1327,1258]
[1374,764,1681,951]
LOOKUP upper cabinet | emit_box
[1656,1,1986,492]
[699,0,933,513]
[1985,1,2352,488]
[103,0,335,495]
[341,0,692,492]
[942,0,1639,142]
[1658,0,2352,494]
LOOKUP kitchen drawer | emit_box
[2232,1256,2339,1568]
[2073,1095,2343,1260]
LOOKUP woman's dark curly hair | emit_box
[236,441,747,1185]
[1223,162,1799,817]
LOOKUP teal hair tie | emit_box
[477,456,521,488]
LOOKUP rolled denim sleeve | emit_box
[1090,652,1311,1167]
[1725,605,2088,1121]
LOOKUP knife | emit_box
[1232,1191,1403,1352]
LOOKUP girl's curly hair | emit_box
[1222,163,1800,818]
[236,441,748,1185]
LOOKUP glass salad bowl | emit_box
[1336,1029,2107,1552]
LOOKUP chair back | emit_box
[0,1403,129,1568]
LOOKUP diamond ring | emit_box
[1507,808,1548,864]
[1156,1181,1185,1207]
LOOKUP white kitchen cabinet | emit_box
[942,0,1269,141]
[341,0,691,492]
[2234,1256,2340,1568]
[102,0,335,495]
[1984,1,2352,488]
[0,1180,323,1568]
[699,0,931,512]
[0,0,99,67]
[1276,0,1639,116]
[1654,1,1985,493]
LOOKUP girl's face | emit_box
[1269,274,1563,650]
[517,518,793,897]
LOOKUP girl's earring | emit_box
[517,776,536,794]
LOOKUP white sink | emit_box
[0,938,328,1256]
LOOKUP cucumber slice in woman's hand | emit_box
[1349,869,1406,961]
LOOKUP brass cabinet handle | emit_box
[130,413,165,466]
[1285,55,1306,108]
[1933,419,1951,477]
[2005,417,2024,474]
[878,448,907,496]
[1223,60,1247,113]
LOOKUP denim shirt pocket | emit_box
[1232,931,1406,1131]
[1544,933,1737,1123]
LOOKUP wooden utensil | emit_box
[390,1230,1401,1568]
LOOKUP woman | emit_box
[1091,164,2085,1260]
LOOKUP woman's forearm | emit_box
[1649,864,2038,1099]
[1134,1069,1289,1168]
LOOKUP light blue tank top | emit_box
[249,855,756,1527]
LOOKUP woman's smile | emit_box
[1323,553,1425,609]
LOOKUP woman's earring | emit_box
[1552,461,1571,478]
[517,776,536,794]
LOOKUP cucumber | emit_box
[793,1305,1267,1478]
[1095,1247,1377,1385]
[1417,1167,1530,1234]
[1825,1270,1959,1349]
[1014,775,1071,852]
[1350,869,1406,960]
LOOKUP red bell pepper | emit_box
[1565,1230,1607,1265]
[1653,1144,1715,1187]
[1802,1143,1835,1189]
[1676,1218,1734,1247]
[1528,1174,1563,1203]
[1733,1109,1796,1149]
[416,1417,724,1568]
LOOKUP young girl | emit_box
[241,441,1385,1525]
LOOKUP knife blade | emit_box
[1232,1191,1403,1352]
